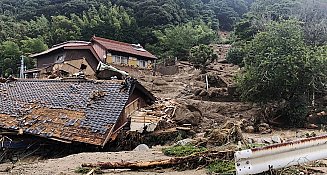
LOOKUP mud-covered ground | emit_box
[1,147,206,175]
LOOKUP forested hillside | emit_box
[0,0,254,76]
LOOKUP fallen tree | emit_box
[81,150,234,170]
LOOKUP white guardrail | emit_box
[235,135,327,175]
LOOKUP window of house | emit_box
[112,55,129,65]
[80,64,87,70]
[56,55,64,63]
[138,60,147,68]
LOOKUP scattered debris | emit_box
[206,121,247,147]
[175,139,197,146]
[89,90,106,100]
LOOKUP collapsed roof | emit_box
[29,41,100,61]
[0,78,154,146]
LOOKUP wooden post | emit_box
[206,75,209,91]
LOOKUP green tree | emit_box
[26,15,50,42]
[296,0,327,46]
[49,15,81,45]
[0,41,21,77]
[189,44,217,70]
[21,37,48,69]
[153,20,217,60]
[21,37,48,55]
[237,20,325,126]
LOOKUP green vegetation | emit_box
[152,21,217,60]
[0,0,253,76]
[162,144,207,157]
[236,20,327,126]
[207,160,235,174]
[190,44,217,70]
[224,0,327,126]
[75,167,102,174]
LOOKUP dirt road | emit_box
[1,148,206,175]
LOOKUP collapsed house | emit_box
[25,41,100,79]
[0,78,155,146]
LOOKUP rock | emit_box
[196,132,206,138]
[175,139,196,146]
[305,123,319,129]
[153,79,168,86]
[271,135,282,143]
[133,144,150,151]
[173,105,202,126]
[259,123,270,128]
[146,123,158,132]
[208,88,220,98]
[194,81,207,88]
[193,88,202,96]
[259,127,272,134]
[164,77,174,82]
[258,123,272,134]
[247,138,254,144]
[198,90,208,97]
[262,138,272,144]
[253,138,263,144]
[244,126,255,133]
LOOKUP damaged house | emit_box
[25,37,157,79]
[91,36,157,69]
[25,41,101,79]
[0,78,155,146]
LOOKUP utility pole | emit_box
[20,55,24,79]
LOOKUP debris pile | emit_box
[206,121,246,148]
[129,98,183,133]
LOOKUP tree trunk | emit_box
[82,150,234,170]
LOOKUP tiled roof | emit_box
[0,79,131,146]
[91,36,157,59]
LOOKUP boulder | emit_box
[258,123,272,134]
[164,77,174,82]
[173,105,202,126]
[153,79,168,86]
[198,90,208,97]
[262,137,272,144]
[175,139,197,146]
[244,126,255,133]
[271,135,282,143]
[133,144,150,151]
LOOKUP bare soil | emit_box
[1,147,206,175]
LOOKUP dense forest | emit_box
[0,0,253,75]
[1,0,327,126]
